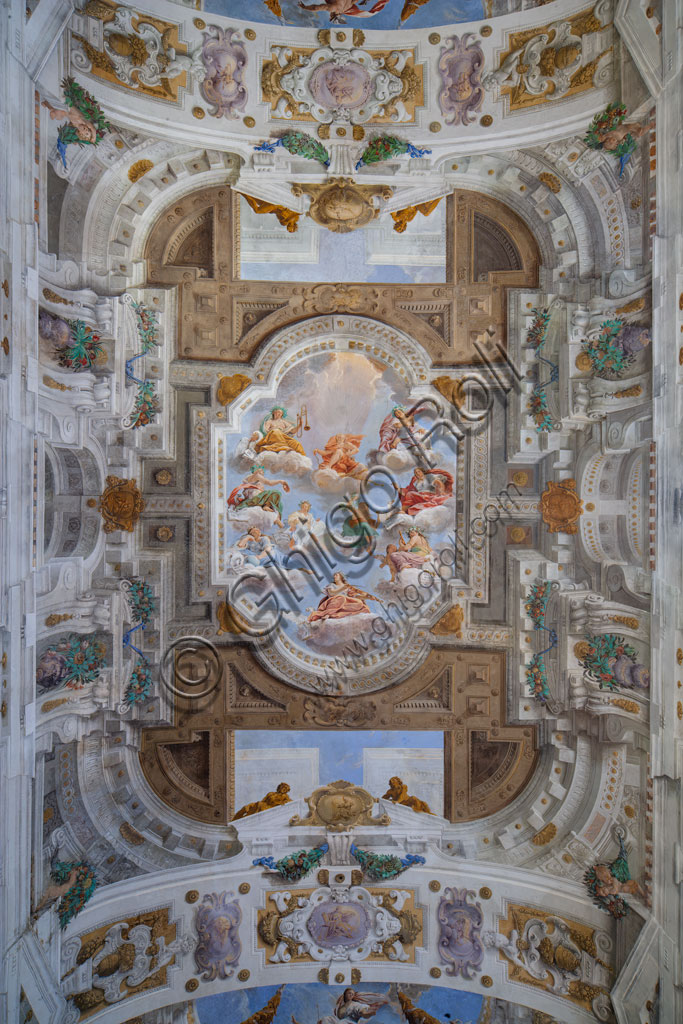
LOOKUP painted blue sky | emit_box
[197,981,485,1024]
[241,199,446,285]
[235,729,443,784]
[204,1,486,32]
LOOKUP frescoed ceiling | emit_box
[1,1,680,1024]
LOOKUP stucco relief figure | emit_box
[232,782,292,820]
[309,61,372,110]
[199,26,248,120]
[194,891,242,980]
[297,0,391,22]
[383,775,432,814]
[437,887,485,978]
[438,34,485,126]
[227,465,290,528]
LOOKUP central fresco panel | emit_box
[213,325,462,694]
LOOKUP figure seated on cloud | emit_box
[312,433,368,493]
[298,572,389,651]
[367,405,432,472]
[227,464,289,529]
[236,406,312,476]
[382,467,456,533]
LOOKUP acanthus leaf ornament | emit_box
[98,476,145,533]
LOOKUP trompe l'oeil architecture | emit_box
[1,1,681,1023]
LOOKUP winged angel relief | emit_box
[220,351,457,665]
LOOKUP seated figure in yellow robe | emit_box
[250,406,305,456]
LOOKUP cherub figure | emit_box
[584,833,646,918]
[382,776,433,815]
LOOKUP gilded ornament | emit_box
[232,782,291,820]
[240,193,300,233]
[509,526,527,544]
[538,171,561,193]
[428,33,441,44]
[480,25,492,37]
[398,992,441,1024]
[428,880,441,892]
[610,698,640,714]
[432,375,466,410]
[119,822,144,846]
[217,373,251,406]
[430,604,464,638]
[479,887,492,899]
[610,615,639,630]
[512,470,529,487]
[540,479,583,534]
[480,114,493,126]
[335,973,345,984]
[318,968,329,984]
[429,967,441,978]
[185,978,199,992]
[391,197,441,234]
[194,18,206,30]
[128,159,153,182]
[531,822,557,846]
[154,468,173,486]
[155,526,174,543]
[45,613,73,627]
[185,889,200,903]
[42,287,69,304]
[678,701,683,720]
[237,969,250,982]
[616,298,646,316]
[1,338,9,355]
[245,28,256,41]
[239,985,284,1024]
[383,776,432,815]
[40,697,70,713]
[291,178,393,234]
[351,968,361,985]
[481,976,493,987]
[290,779,390,831]
[238,882,250,895]
[42,375,73,391]
[98,476,145,533]
[575,351,593,371]
[429,121,442,133]
[192,107,206,119]
[244,115,256,128]
[677,648,683,665]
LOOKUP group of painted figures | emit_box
[226,403,454,628]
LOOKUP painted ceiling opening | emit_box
[2,2,681,1024]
